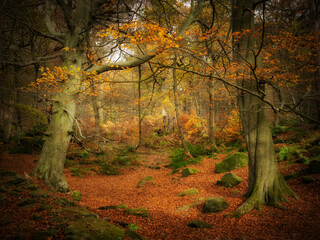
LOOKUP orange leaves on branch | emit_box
[97,21,183,53]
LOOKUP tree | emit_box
[28,0,207,192]
[231,0,296,216]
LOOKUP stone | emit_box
[65,217,124,240]
[98,204,128,210]
[182,168,199,177]
[137,176,154,188]
[187,220,212,229]
[215,152,248,173]
[309,160,320,174]
[123,207,150,218]
[202,197,229,213]
[217,173,242,188]
[302,176,314,184]
[178,188,199,196]
[125,230,144,240]
[71,190,81,201]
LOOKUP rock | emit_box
[137,176,154,188]
[182,168,199,177]
[217,173,242,188]
[125,230,144,240]
[49,207,98,221]
[215,152,248,173]
[123,207,150,218]
[309,160,320,174]
[302,176,314,184]
[187,220,212,229]
[98,204,128,210]
[202,197,229,213]
[178,188,199,196]
[65,217,124,240]
[71,190,81,201]
[17,198,38,207]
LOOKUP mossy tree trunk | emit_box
[207,77,215,144]
[231,0,296,216]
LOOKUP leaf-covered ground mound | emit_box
[0,148,320,239]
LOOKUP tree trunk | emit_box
[172,59,190,156]
[308,0,320,126]
[32,92,76,192]
[33,42,83,192]
[207,77,215,144]
[231,0,296,216]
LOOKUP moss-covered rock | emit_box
[98,204,128,210]
[125,230,144,240]
[178,188,199,196]
[71,190,81,201]
[65,217,124,240]
[182,168,199,177]
[302,176,314,184]
[137,176,154,188]
[187,220,212,229]
[123,207,150,218]
[217,173,242,188]
[202,197,229,213]
[215,152,248,173]
[49,207,98,224]
[309,160,320,174]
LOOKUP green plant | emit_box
[77,150,90,159]
[128,223,140,232]
[168,148,202,171]
[99,162,119,176]
[278,145,309,163]
[70,167,90,178]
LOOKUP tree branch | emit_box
[45,0,65,41]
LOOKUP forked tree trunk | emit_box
[231,0,296,216]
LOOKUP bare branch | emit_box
[45,0,65,41]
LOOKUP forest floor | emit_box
[0,146,320,240]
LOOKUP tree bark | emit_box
[173,58,191,156]
[207,77,215,144]
[231,0,296,216]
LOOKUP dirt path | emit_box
[1,151,320,239]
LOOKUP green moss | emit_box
[178,188,199,196]
[137,176,154,188]
[187,220,212,229]
[217,173,243,188]
[202,197,229,213]
[123,207,150,218]
[215,152,248,173]
[181,168,199,177]
[17,198,38,207]
[65,217,124,240]
[71,190,81,201]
